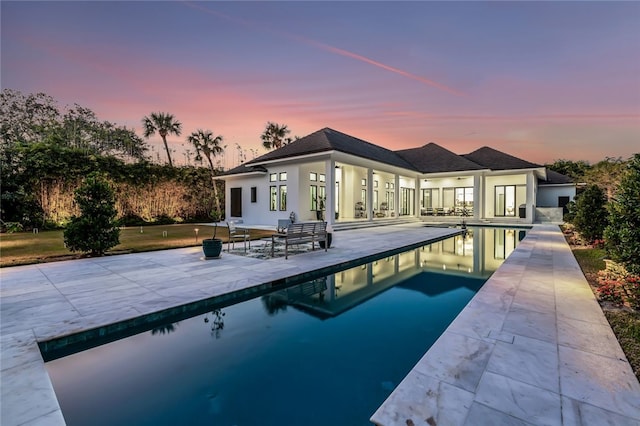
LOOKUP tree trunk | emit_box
[206,156,222,215]
[161,135,173,167]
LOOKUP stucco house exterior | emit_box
[219,128,575,226]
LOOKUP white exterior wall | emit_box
[537,185,576,207]
[224,174,267,224]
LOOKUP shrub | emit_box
[605,154,640,275]
[572,184,608,243]
[63,173,120,256]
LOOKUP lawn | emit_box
[0,224,274,267]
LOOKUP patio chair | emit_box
[277,219,292,233]
[226,221,250,252]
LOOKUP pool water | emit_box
[45,228,525,426]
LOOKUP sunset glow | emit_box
[2,1,639,167]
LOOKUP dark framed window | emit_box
[250,187,257,203]
[494,185,524,217]
[279,172,287,181]
[270,173,277,182]
[279,185,287,211]
[310,185,318,210]
[269,186,277,211]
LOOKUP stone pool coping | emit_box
[1,224,638,425]
[371,225,640,425]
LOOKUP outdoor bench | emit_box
[271,221,328,259]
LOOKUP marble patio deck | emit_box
[371,225,640,426]
[1,224,639,425]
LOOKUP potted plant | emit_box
[202,222,223,259]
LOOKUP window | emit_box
[319,186,326,210]
[361,178,366,186]
[310,185,318,210]
[421,189,433,208]
[400,188,415,216]
[279,185,287,210]
[374,180,379,188]
[310,172,317,182]
[270,186,277,211]
[270,173,277,182]
[494,185,523,216]
[319,174,325,183]
[250,187,257,203]
[279,172,287,181]
[361,189,366,208]
[374,190,378,210]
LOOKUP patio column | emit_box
[367,168,374,221]
[325,159,335,225]
[415,177,421,217]
[473,174,481,220]
[394,175,400,218]
[526,171,535,223]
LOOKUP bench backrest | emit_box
[285,221,325,236]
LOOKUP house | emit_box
[219,128,575,226]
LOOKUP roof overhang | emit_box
[420,169,491,179]
[217,170,267,180]
[248,151,332,167]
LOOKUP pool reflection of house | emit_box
[265,227,526,318]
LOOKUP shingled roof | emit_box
[247,127,415,170]
[220,163,267,177]
[463,147,542,170]
[540,169,574,185]
[223,128,553,177]
[396,143,486,173]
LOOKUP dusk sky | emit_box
[2,1,639,168]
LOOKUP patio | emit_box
[1,224,638,425]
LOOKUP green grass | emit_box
[0,224,274,267]
[605,310,640,380]
[572,248,606,276]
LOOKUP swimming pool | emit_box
[44,227,526,426]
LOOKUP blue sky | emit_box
[2,1,639,167]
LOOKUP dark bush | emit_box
[63,173,120,256]
[571,184,608,243]
[605,154,640,275]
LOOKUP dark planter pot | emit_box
[319,233,332,249]
[202,239,223,259]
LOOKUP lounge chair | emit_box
[226,221,250,252]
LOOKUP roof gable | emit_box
[463,146,541,170]
[247,127,415,170]
[396,143,486,173]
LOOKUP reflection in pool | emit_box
[45,227,526,426]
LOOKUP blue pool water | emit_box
[45,228,526,426]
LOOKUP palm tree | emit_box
[261,122,291,150]
[187,129,224,214]
[142,112,182,166]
